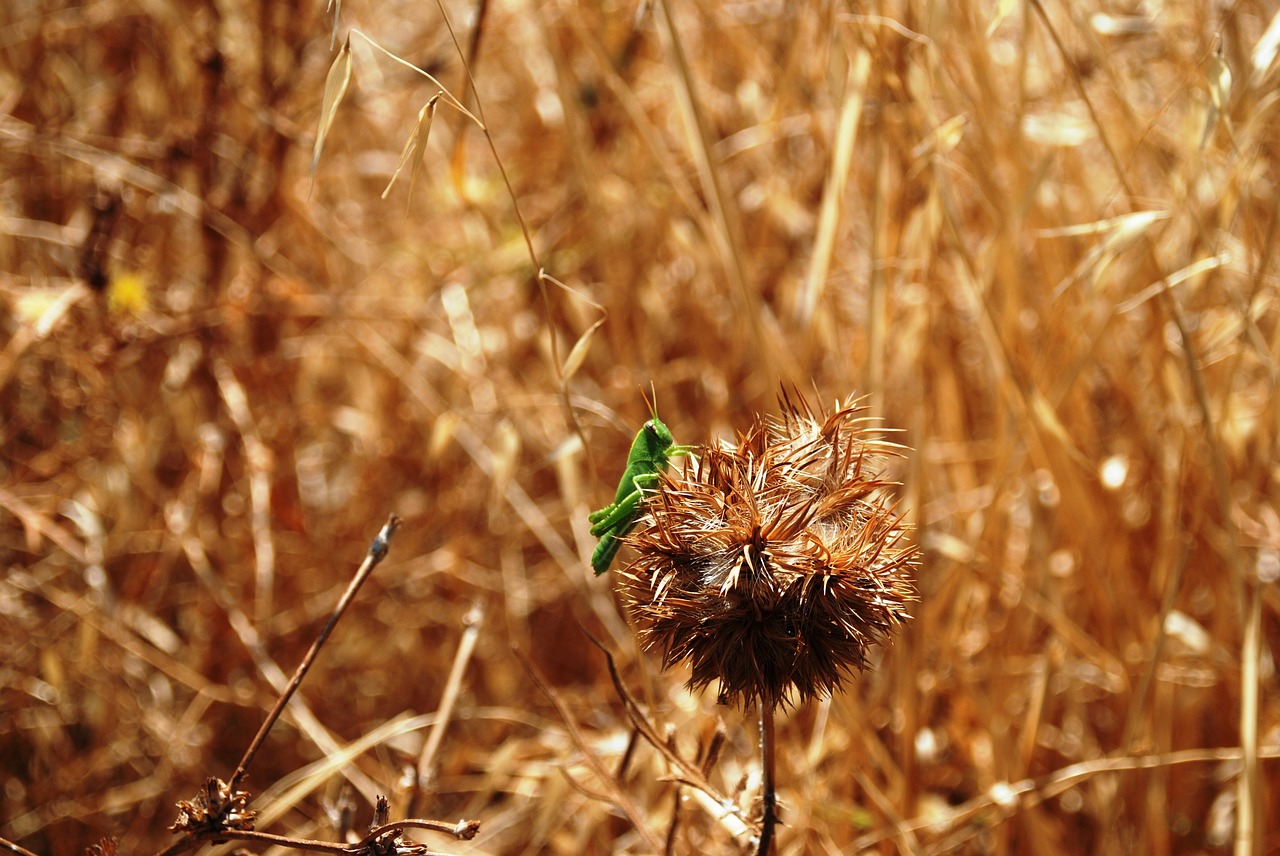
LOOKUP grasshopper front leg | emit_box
[587,472,658,537]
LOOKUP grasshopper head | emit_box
[643,417,674,446]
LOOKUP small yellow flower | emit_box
[107,271,148,315]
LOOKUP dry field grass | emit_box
[2,0,1279,854]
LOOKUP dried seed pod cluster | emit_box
[621,393,917,709]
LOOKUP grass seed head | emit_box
[621,393,918,710]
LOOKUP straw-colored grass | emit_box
[2,0,1278,853]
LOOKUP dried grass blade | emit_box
[1026,388,1083,464]
[1049,210,1170,300]
[1117,252,1231,314]
[1251,8,1280,83]
[986,0,1018,36]
[1035,210,1169,239]
[1202,41,1233,149]
[326,0,342,48]
[561,318,603,382]
[381,95,439,201]
[796,47,870,328]
[311,36,353,177]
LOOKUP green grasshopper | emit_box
[588,413,692,575]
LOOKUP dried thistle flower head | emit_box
[620,392,917,710]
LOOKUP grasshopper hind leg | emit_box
[591,530,626,575]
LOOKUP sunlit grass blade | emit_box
[381,95,439,201]
[311,35,353,178]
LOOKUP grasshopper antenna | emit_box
[640,382,658,422]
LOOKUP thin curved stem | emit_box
[758,699,777,855]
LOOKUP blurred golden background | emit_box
[2,0,1278,853]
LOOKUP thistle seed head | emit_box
[620,392,917,710]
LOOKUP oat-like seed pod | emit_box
[620,392,917,711]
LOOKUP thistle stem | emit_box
[758,697,777,855]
